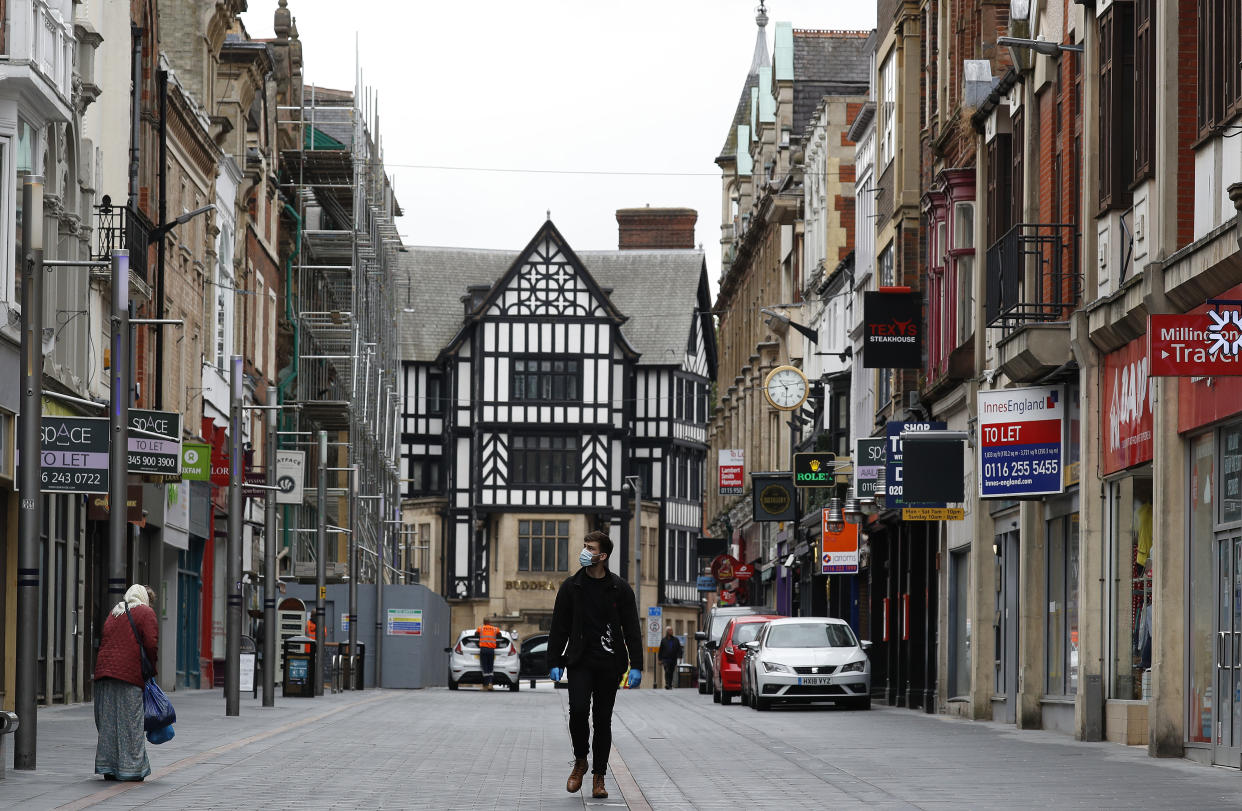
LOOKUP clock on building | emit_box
[762,364,809,411]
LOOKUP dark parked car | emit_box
[695,606,765,695]
[519,633,566,688]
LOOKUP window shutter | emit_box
[1134,0,1155,181]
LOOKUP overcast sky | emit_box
[240,1,878,292]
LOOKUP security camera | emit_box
[783,554,796,568]
[981,368,998,385]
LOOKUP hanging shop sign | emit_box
[884,421,947,509]
[978,386,1065,497]
[275,449,306,504]
[750,473,797,522]
[128,409,182,476]
[710,553,739,583]
[1101,338,1153,475]
[718,449,744,495]
[820,513,859,574]
[863,290,922,368]
[37,416,110,494]
[1149,313,1242,376]
[181,442,211,481]
[696,574,717,592]
[792,452,836,487]
[734,563,755,580]
[855,438,885,500]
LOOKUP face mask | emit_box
[579,548,597,567]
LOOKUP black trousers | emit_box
[567,665,621,775]
[479,647,495,683]
[661,660,676,688]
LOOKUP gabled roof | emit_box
[792,30,872,137]
[397,228,713,375]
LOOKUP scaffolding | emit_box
[278,78,403,585]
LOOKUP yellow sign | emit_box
[902,508,965,521]
[319,586,327,600]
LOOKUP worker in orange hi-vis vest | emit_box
[476,622,500,690]
[305,616,317,654]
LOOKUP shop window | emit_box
[1188,433,1215,743]
[1046,513,1080,697]
[948,548,971,698]
[1107,476,1153,700]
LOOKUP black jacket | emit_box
[548,567,642,672]
[658,634,682,663]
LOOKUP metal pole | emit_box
[263,388,278,707]
[107,249,130,608]
[374,492,383,688]
[348,465,358,689]
[225,355,243,716]
[14,176,44,769]
[154,67,167,409]
[315,430,327,696]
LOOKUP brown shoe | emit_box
[566,758,588,793]
[592,774,608,798]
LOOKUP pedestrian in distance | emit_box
[548,530,642,799]
[658,626,683,689]
[93,584,158,782]
[476,621,501,690]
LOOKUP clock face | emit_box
[765,366,807,410]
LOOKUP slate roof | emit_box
[717,73,759,164]
[397,245,708,367]
[792,31,872,137]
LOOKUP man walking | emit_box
[658,626,682,689]
[476,621,500,690]
[548,530,642,799]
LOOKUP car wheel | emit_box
[712,685,721,703]
[721,691,733,705]
[755,695,772,711]
[447,676,459,691]
[510,681,520,692]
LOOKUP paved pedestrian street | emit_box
[3,685,1242,810]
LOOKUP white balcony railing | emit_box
[4,0,75,105]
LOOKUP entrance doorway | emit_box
[176,539,203,689]
[1214,534,1242,766]
[993,530,1020,724]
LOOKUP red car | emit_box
[713,615,782,704]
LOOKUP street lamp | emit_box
[873,465,888,510]
[997,35,1082,59]
[843,488,863,525]
[760,307,819,344]
[825,497,845,534]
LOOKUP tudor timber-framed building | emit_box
[398,213,717,676]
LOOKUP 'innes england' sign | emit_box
[1149,313,1242,376]
[978,386,1064,498]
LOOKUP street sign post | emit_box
[978,386,1065,498]
[646,606,662,651]
[37,416,110,494]
[127,409,181,476]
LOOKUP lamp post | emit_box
[624,475,646,686]
[225,355,243,717]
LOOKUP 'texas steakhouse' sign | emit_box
[863,291,921,368]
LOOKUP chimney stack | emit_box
[616,207,697,250]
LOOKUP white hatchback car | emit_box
[447,629,521,691]
[742,617,871,710]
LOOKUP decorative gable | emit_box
[486,225,615,319]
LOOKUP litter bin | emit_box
[340,641,365,690]
[676,664,695,689]
[282,635,316,697]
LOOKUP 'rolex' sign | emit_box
[793,453,836,488]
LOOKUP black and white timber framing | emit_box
[398,220,717,607]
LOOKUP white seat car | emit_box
[742,617,870,710]
[446,629,521,691]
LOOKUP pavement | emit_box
[2,681,1242,810]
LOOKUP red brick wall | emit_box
[616,208,698,250]
[1176,0,1198,250]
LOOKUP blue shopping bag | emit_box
[146,723,174,745]
[142,678,176,732]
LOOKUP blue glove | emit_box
[549,667,564,683]
[627,668,642,689]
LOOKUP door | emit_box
[176,540,203,689]
[993,530,1020,724]
[1214,535,1242,766]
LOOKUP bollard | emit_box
[0,711,21,779]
